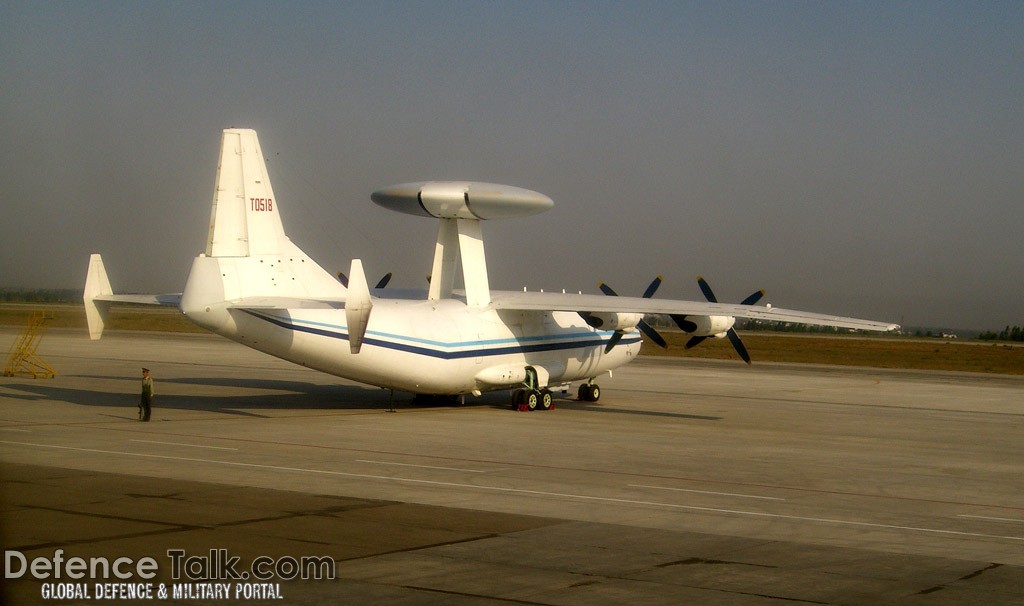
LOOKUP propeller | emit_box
[338,271,393,289]
[595,277,668,352]
[636,277,699,333]
[604,330,624,353]
[685,276,764,364]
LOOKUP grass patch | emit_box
[642,332,1024,375]
[0,303,202,333]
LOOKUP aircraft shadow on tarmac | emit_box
[5,377,720,420]
[2,378,395,416]
[552,400,721,421]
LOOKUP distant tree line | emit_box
[0,289,79,303]
[979,326,1024,342]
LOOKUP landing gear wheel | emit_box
[525,390,539,411]
[539,389,553,410]
[511,389,526,411]
[578,383,601,402]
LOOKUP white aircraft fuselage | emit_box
[187,290,638,396]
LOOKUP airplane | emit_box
[84,128,899,411]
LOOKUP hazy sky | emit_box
[2,2,1021,330]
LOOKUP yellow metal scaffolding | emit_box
[4,311,56,378]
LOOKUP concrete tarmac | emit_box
[2,328,1023,604]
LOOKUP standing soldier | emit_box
[140,368,153,421]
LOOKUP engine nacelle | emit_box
[582,312,643,331]
[686,315,735,337]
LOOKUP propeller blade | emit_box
[727,328,752,364]
[638,320,667,348]
[691,276,759,362]
[670,314,698,333]
[598,278,668,349]
[601,277,661,299]
[604,331,624,354]
[642,276,663,299]
[696,275,718,303]
[740,289,765,306]
[345,271,392,289]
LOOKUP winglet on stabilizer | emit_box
[344,259,373,354]
[83,253,113,340]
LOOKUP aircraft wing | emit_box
[489,290,899,332]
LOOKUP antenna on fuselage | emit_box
[370,182,554,308]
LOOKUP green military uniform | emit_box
[140,369,153,422]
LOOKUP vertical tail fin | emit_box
[182,129,344,316]
[206,129,289,257]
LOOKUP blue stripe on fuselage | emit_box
[239,309,639,360]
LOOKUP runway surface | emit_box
[2,328,1023,604]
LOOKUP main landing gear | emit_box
[510,384,601,410]
[577,382,601,402]
[511,366,555,411]
[510,382,602,411]
[509,367,602,411]
[511,388,554,411]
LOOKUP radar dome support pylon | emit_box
[371,181,554,308]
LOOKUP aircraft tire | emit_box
[578,384,600,402]
[526,390,539,411]
[539,389,553,410]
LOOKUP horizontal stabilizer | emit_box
[84,254,183,339]
[94,293,183,306]
[228,296,345,310]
